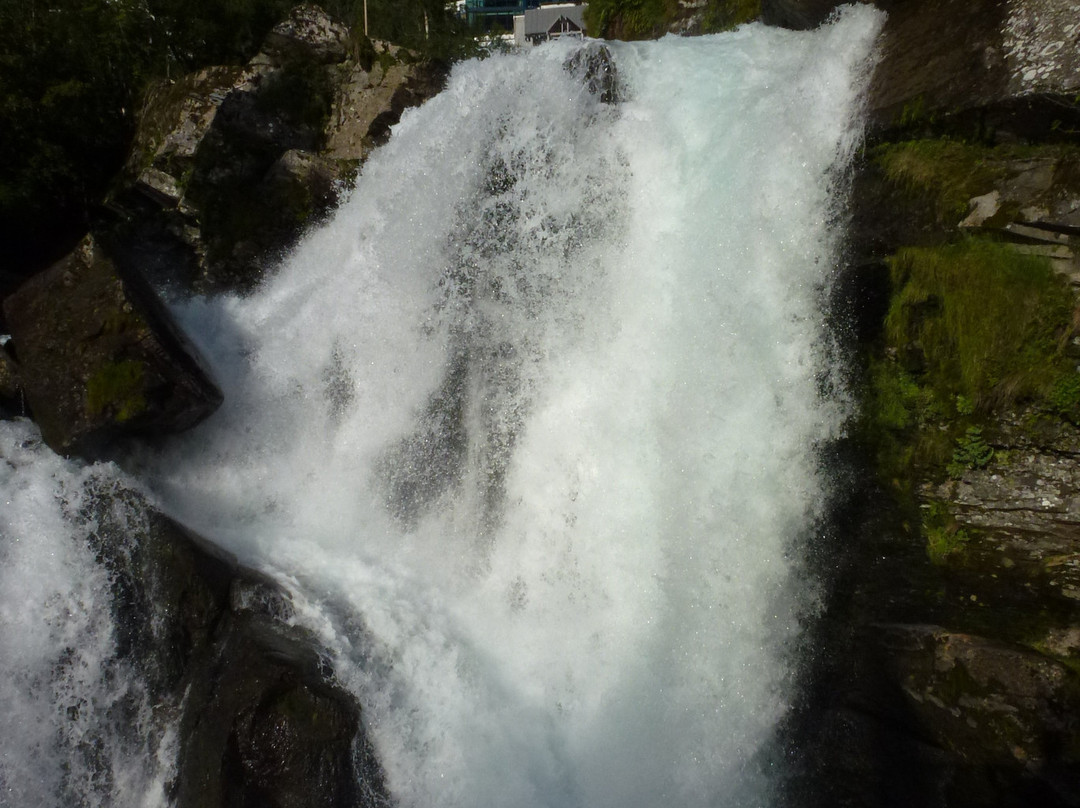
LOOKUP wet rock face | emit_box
[0,235,222,456]
[875,624,1080,805]
[766,0,1079,139]
[81,477,389,808]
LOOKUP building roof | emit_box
[521,4,586,36]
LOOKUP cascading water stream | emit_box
[0,9,882,807]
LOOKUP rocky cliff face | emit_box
[4,1,1078,804]
[776,0,1080,805]
[105,3,447,294]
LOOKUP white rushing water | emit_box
[1,9,881,807]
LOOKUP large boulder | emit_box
[78,474,389,807]
[1,235,222,456]
[105,4,447,294]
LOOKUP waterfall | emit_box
[0,8,882,807]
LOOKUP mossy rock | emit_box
[1,235,222,456]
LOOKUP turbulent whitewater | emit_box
[1,10,882,807]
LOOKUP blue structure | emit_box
[465,0,542,31]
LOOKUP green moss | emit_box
[87,360,147,422]
[700,0,761,32]
[923,500,971,564]
[886,239,1076,411]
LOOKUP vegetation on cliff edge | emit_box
[864,238,1080,486]
[584,0,760,40]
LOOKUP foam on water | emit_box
[0,9,881,806]
[0,422,176,807]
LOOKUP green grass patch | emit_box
[886,238,1077,412]
[873,139,1009,226]
[862,238,1080,486]
[923,500,971,564]
[868,140,1080,228]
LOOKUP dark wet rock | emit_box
[0,344,18,412]
[80,476,389,807]
[874,625,1080,801]
[564,42,620,104]
[760,0,854,30]
[180,611,387,808]
[0,235,222,456]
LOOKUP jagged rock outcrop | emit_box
[766,0,1080,139]
[866,0,1080,139]
[80,476,389,808]
[105,4,446,293]
[1,235,222,456]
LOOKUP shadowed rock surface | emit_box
[79,475,389,808]
[1,235,222,457]
[102,4,447,294]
